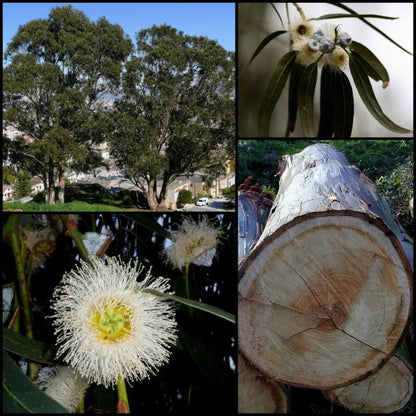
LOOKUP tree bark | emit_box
[323,354,413,413]
[238,143,413,390]
[238,353,288,413]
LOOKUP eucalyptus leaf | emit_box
[3,350,69,413]
[331,3,412,55]
[333,70,354,137]
[258,50,297,136]
[3,327,57,365]
[298,62,318,137]
[310,13,398,21]
[287,62,304,134]
[240,30,287,77]
[141,289,235,323]
[349,56,411,133]
[318,65,335,137]
[350,41,389,88]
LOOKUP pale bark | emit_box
[238,143,413,390]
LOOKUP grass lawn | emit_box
[2,200,126,212]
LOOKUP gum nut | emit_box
[313,29,324,40]
[307,38,320,51]
[337,32,352,46]
[319,37,335,53]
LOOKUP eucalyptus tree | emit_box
[3,5,132,203]
[109,24,235,211]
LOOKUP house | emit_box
[3,184,13,201]
[30,176,44,195]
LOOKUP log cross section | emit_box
[238,144,413,390]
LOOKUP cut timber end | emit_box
[238,144,413,390]
[238,353,288,413]
[324,354,413,413]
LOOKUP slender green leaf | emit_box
[318,65,335,137]
[270,3,284,27]
[349,56,411,133]
[258,50,297,136]
[330,3,412,55]
[333,70,354,137]
[3,327,57,365]
[3,350,69,413]
[287,62,304,134]
[310,13,398,21]
[240,30,287,77]
[350,41,389,87]
[141,289,235,323]
[298,62,318,137]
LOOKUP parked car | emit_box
[196,197,209,206]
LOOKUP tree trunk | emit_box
[323,354,413,413]
[46,168,55,204]
[57,174,65,204]
[238,143,412,390]
[147,178,158,211]
[238,353,288,413]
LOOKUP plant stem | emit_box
[116,375,130,413]
[293,2,306,20]
[61,215,91,264]
[5,216,33,340]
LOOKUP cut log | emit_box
[238,353,288,413]
[238,143,413,390]
[323,354,413,413]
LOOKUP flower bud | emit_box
[307,38,320,51]
[336,31,352,47]
[319,37,335,53]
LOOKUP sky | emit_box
[2,2,235,53]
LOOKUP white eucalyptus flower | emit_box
[162,216,223,269]
[37,365,89,412]
[50,256,177,388]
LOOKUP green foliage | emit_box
[222,185,236,199]
[178,189,193,205]
[3,5,133,204]
[13,172,33,199]
[109,24,235,210]
[376,156,414,207]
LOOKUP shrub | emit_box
[178,189,193,204]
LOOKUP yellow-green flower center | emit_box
[90,303,132,343]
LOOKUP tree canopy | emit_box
[109,24,235,210]
[3,5,133,204]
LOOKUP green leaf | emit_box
[350,41,389,88]
[298,62,318,137]
[318,65,335,137]
[3,350,69,413]
[349,56,411,133]
[240,30,287,77]
[3,327,57,365]
[287,62,304,134]
[310,13,398,21]
[141,289,235,323]
[331,3,412,55]
[333,70,354,137]
[258,50,297,136]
